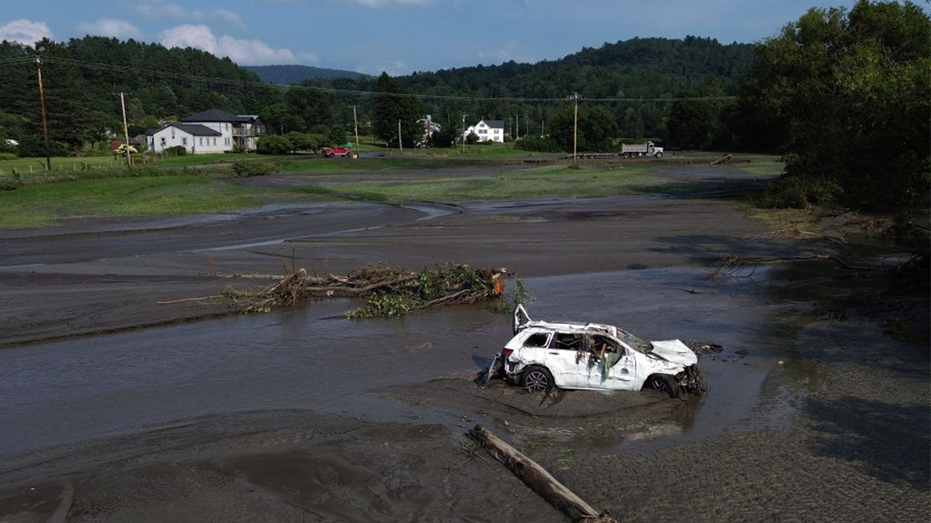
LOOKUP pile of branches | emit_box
[222,262,507,317]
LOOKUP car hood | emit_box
[648,339,698,366]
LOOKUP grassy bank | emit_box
[0,156,681,228]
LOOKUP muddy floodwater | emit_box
[0,165,927,522]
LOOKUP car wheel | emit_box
[645,374,679,398]
[520,365,554,392]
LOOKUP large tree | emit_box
[549,104,620,152]
[739,0,930,211]
[372,72,423,147]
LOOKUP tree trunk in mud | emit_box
[468,425,618,523]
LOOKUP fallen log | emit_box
[467,425,618,523]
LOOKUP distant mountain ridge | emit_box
[245,64,367,84]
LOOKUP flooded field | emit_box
[0,165,926,522]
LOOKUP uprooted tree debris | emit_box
[162,263,510,317]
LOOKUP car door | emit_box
[584,335,639,390]
[544,332,591,389]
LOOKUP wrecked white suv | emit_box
[488,305,704,397]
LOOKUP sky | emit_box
[0,0,910,76]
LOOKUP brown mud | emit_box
[0,164,927,522]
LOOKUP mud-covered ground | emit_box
[0,164,927,522]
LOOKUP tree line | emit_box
[0,1,926,218]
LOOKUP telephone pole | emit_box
[120,92,133,168]
[397,119,403,151]
[352,106,360,158]
[567,92,582,163]
[36,55,51,172]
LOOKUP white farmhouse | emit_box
[148,109,267,154]
[149,123,224,154]
[463,119,505,143]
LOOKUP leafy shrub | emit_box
[231,161,274,177]
[256,135,292,155]
[0,152,17,161]
[164,145,187,156]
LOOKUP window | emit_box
[523,333,550,348]
[182,138,187,145]
[212,138,216,146]
[199,138,203,146]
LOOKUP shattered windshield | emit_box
[616,328,653,353]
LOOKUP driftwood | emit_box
[710,153,732,165]
[160,263,508,317]
[468,425,618,523]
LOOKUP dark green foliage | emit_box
[231,161,274,177]
[372,73,424,147]
[164,145,186,156]
[737,0,930,212]
[256,135,292,155]
[549,105,620,152]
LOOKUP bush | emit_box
[256,135,292,155]
[231,161,274,177]
[164,145,187,157]
[514,135,561,153]
[0,152,17,161]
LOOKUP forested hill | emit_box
[348,36,757,139]
[245,65,366,84]
[397,36,755,99]
[0,33,754,153]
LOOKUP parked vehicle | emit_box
[322,146,351,158]
[621,141,664,158]
[487,305,702,397]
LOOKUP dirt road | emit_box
[0,164,927,522]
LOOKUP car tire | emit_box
[645,374,680,398]
[520,365,554,393]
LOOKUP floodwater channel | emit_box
[0,263,802,458]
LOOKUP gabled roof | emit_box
[473,119,504,129]
[180,109,251,123]
[160,123,222,137]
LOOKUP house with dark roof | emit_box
[463,119,505,143]
[147,109,266,154]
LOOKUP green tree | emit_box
[372,72,423,147]
[739,0,930,211]
[549,104,620,152]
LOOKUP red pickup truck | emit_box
[322,146,351,158]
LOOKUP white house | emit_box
[148,109,267,154]
[149,123,225,154]
[463,119,505,143]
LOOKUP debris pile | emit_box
[220,262,508,317]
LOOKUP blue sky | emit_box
[0,0,899,76]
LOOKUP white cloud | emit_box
[218,35,296,65]
[76,18,143,40]
[159,24,296,65]
[0,19,53,44]
[297,51,320,64]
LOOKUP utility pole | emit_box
[515,113,519,140]
[567,92,583,163]
[352,106,360,158]
[397,119,403,151]
[36,55,51,172]
[120,92,133,169]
